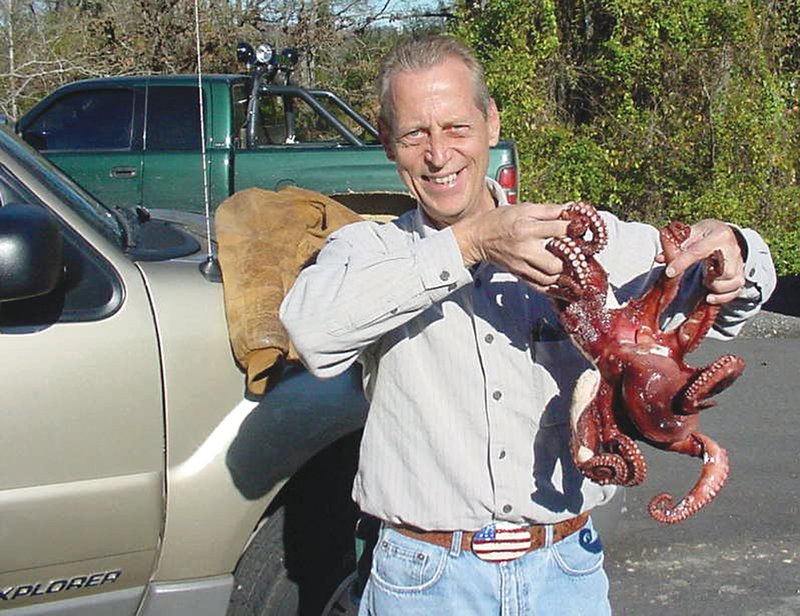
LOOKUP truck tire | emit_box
[227,434,361,616]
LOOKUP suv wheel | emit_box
[227,434,361,616]
[320,572,360,615]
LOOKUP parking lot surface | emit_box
[605,337,799,615]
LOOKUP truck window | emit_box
[232,82,249,148]
[23,89,134,151]
[256,95,289,144]
[146,86,202,151]
[292,97,342,143]
[252,94,344,145]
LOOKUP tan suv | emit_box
[0,126,368,615]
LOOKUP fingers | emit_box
[512,216,570,241]
[704,281,744,305]
[517,202,569,221]
[703,252,745,304]
[661,220,746,304]
[453,204,571,279]
[514,264,563,291]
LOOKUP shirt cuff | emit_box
[729,225,777,304]
[416,226,472,300]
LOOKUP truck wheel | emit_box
[227,434,361,616]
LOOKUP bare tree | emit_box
[0,0,106,118]
[0,0,443,118]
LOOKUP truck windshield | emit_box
[0,126,124,247]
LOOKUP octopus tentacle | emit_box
[661,221,691,261]
[643,222,693,320]
[559,201,608,256]
[607,433,647,486]
[578,453,630,485]
[673,249,725,354]
[548,236,592,300]
[578,433,648,487]
[648,433,729,524]
[681,355,746,414]
[674,303,720,355]
[547,203,609,302]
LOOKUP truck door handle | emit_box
[110,167,138,178]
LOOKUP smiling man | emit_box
[378,54,501,227]
[280,35,775,615]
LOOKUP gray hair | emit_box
[376,35,491,131]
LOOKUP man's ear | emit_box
[487,98,500,147]
[378,118,396,161]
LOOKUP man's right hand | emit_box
[453,203,571,292]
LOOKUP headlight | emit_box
[236,41,254,65]
[255,43,274,65]
[280,48,298,67]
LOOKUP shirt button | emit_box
[498,450,506,459]
[492,390,502,401]
[502,504,512,514]
[440,270,450,281]
[484,333,494,344]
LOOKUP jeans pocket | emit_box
[550,520,605,577]
[370,528,448,593]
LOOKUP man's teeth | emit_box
[431,172,457,186]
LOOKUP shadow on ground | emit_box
[764,275,798,316]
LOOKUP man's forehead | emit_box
[389,63,482,126]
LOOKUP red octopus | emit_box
[545,202,745,523]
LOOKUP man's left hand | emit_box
[656,219,746,305]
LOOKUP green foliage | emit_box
[453,0,800,275]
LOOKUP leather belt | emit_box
[391,512,590,556]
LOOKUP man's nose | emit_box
[424,131,450,168]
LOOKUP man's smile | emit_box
[424,168,463,188]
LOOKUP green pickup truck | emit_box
[15,43,519,216]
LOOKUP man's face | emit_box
[380,58,501,228]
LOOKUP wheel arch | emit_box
[152,363,367,582]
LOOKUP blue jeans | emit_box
[358,517,610,615]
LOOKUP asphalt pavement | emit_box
[604,279,800,616]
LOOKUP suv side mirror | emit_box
[0,204,63,302]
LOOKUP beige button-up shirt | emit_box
[280,180,775,530]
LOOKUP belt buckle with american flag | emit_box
[471,521,532,562]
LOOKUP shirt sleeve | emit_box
[279,219,472,378]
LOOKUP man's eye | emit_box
[397,130,425,146]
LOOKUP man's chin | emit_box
[420,203,469,228]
